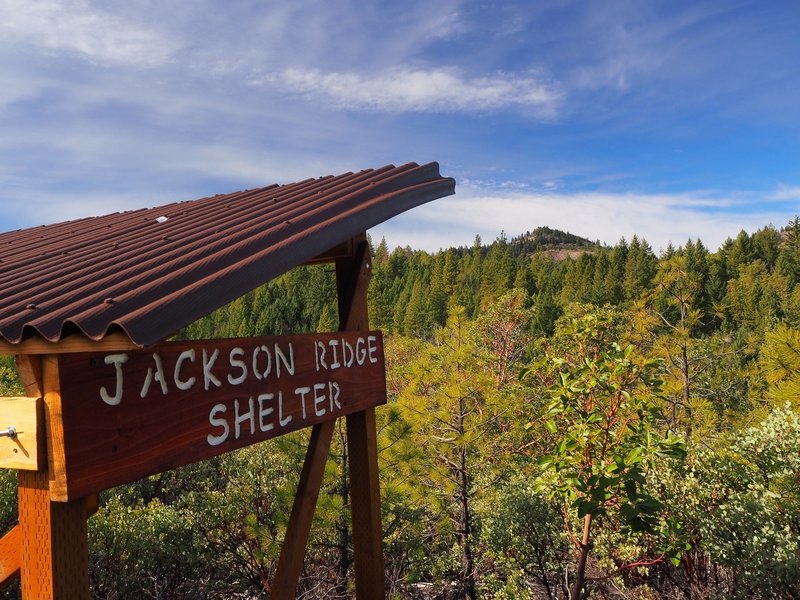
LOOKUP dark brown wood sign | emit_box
[54,331,386,500]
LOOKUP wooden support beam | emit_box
[335,235,370,332]
[0,332,138,357]
[271,421,335,599]
[18,471,89,599]
[336,235,386,599]
[1,494,97,591]
[0,525,20,588]
[0,397,43,471]
[346,407,384,599]
[15,355,42,399]
[40,356,69,502]
[17,355,90,599]
[304,239,355,265]
[272,234,385,599]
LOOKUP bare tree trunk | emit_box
[570,514,593,600]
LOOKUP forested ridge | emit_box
[2,219,800,599]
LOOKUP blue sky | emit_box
[0,0,798,252]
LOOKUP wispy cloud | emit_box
[0,0,177,67]
[254,67,562,116]
[773,184,800,202]
[372,186,797,254]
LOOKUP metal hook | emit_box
[0,426,17,438]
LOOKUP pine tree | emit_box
[778,216,800,286]
[480,233,514,306]
[752,225,782,272]
[726,230,754,276]
[648,256,706,434]
[623,235,657,301]
[403,280,432,337]
[394,308,497,599]
[316,302,338,332]
[758,324,800,407]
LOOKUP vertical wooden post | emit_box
[17,355,90,600]
[271,235,385,599]
[337,236,386,599]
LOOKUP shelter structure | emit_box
[0,161,455,599]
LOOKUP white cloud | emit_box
[371,188,796,254]
[255,67,562,116]
[0,0,177,67]
[773,184,800,201]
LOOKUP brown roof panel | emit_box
[0,161,455,347]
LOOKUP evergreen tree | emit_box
[480,232,514,305]
[778,216,800,286]
[726,229,754,276]
[623,235,657,300]
[403,280,432,338]
[394,308,498,599]
[752,225,781,272]
[606,238,629,303]
[758,324,800,407]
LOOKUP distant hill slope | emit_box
[511,226,598,260]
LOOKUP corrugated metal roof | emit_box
[0,161,455,347]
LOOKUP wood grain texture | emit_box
[55,331,386,500]
[336,235,371,332]
[18,471,89,599]
[0,397,42,471]
[304,239,354,265]
[0,525,20,587]
[42,356,68,501]
[347,407,385,599]
[15,356,42,399]
[338,238,387,599]
[0,332,138,357]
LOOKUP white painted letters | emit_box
[140,353,169,398]
[234,396,255,439]
[207,403,229,446]
[228,347,248,385]
[174,349,197,391]
[295,386,310,419]
[203,348,222,390]
[257,393,274,432]
[275,343,295,377]
[313,383,327,417]
[100,353,129,406]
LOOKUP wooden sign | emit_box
[54,331,386,501]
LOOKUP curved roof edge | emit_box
[0,161,455,347]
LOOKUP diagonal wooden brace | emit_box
[0,525,20,588]
[271,421,336,599]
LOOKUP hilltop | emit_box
[511,226,598,261]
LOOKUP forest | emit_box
[1,217,800,599]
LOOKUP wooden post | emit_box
[0,525,21,586]
[271,421,335,599]
[271,240,367,598]
[272,235,385,599]
[337,236,386,599]
[17,355,90,600]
